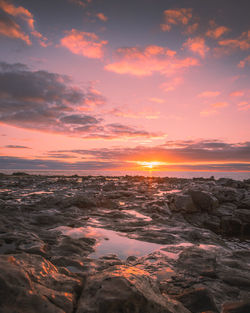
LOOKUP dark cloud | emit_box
[60,114,100,125]
[0,156,122,170]
[4,145,31,149]
[0,62,158,139]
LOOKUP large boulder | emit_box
[174,287,219,313]
[76,265,191,313]
[211,186,242,204]
[186,189,219,212]
[0,253,81,313]
[169,194,197,213]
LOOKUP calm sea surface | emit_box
[0,169,249,181]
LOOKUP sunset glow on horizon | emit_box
[0,0,249,173]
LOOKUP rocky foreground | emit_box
[0,173,250,313]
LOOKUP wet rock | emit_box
[177,247,217,278]
[0,253,81,313]
[76,265,191,313]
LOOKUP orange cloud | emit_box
[161,8,193,32]
[198,91,221,98]
[68,0,91,8]
[110,108,160,120]
[149,98,165,103]
[0,0,48,46]
[96,12,108,22]
[206,21,230,39]
[211,102,228,108]
[237,102,250,111]
[183,37,209,58]
[61,29,108,59]
[230,91,244,97]
[186,23,199,34]
[218,30,250,50]
[105,45,199,76]
[238,55,250,68]
[0,17,31,45]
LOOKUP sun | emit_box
[137,161,164,170]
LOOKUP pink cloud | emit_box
[96,12,108,22]
[160,77,183,92]
[200,109,217,116]
[206,21,230,39]
[237,102,250,111]
[68,0,91,8]
[211,102,228,108]
[186,23,199,34]
[149,98,165,103]
[238,55,250,68]
[109,108,160,120]
[218,30,250,51]
[161,8,193,32]
[61,29,108,59]
[230,91,244,97]
[183,37,209,58]
[105,45,199,76]
[198,91,221,98]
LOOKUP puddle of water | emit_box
[198,244,218,250]
[21,191,53,196]
[123,210,152,221]
[51,226,164,260]
[156,189,181,196]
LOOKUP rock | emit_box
[221,217,242,236]
[235,209,250,223]
[186,190,219,212]
[175,287,219,313]
[170,194,197,213]
[0,253,82,313]
[211,186,241,204]
[76,265,191,313]
[222,300,250,313]
[177,247,217,278]
[237,195,250,210]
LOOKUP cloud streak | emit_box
[3,139,248,171]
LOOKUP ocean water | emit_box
[0,169,250,181]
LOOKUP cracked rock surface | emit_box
[0,173,250,313]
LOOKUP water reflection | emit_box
[51,226,163,260]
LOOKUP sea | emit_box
[0,169,250,181]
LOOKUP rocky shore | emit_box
[0,173,250,313]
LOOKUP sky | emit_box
[0,0,250,172]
